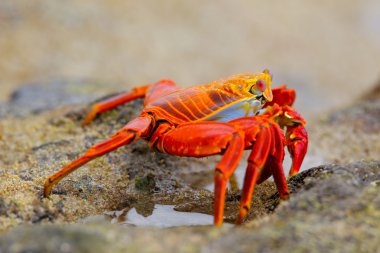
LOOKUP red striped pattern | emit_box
[144,82,246,124]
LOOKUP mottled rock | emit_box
[0,161,379,253]
[308,85,380,163]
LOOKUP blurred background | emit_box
[0,0,379,119]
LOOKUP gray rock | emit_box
[0,161,379,253]
[0,80,120,118]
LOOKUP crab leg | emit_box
[214,131,245,225]
[155,122,245,226]
[83,80,179,125]
[252,125,289,188]
[268,125,289,200]
[143,80,178,106]
[82,85,151,125]
[43,116,153,197]
[236,126,272,224]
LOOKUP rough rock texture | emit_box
[307,82,380,164]
[0,161,379,253]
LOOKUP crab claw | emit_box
[286,125,308,176]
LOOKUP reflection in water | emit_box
[108,205,214,228]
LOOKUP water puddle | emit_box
[83,154,324,228]
[105,205,214,228]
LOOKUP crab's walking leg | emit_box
[253,125,289,189]
[214,131,244,225]
[155,122,245,226]
[236,126,272,224]
[83,80,179,125]
[143,80,178,105]
[43,116,153,197]
[83,85,150,125]
[268,125,289,200]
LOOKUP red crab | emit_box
[43,70,308,226]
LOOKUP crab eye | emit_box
[256,79,267,92]
[249,79,267,95]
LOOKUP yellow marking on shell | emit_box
[246,78,256,85]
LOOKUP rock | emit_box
[362,80,380,101]
[308,84,380,163]
[208,161,380,253]
[0,80,120,118]
[0,161,379,253]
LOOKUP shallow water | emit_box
[108,205,214,228]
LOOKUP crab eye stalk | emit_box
[249,79,273,102]
[263,69,273,81]
[249,79,266,95]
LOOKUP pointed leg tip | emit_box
[81,121,89,127]
[43,179,53,198]
[280,192,290,200]
[236,206,248,225]
[213,212,224,226]
[82,114,96,126]
[214,220,223,227]
[42,187,51,198]
[82,106,100,126]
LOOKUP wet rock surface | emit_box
[0,82,379,252]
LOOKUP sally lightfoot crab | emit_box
[43,70,308,225]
